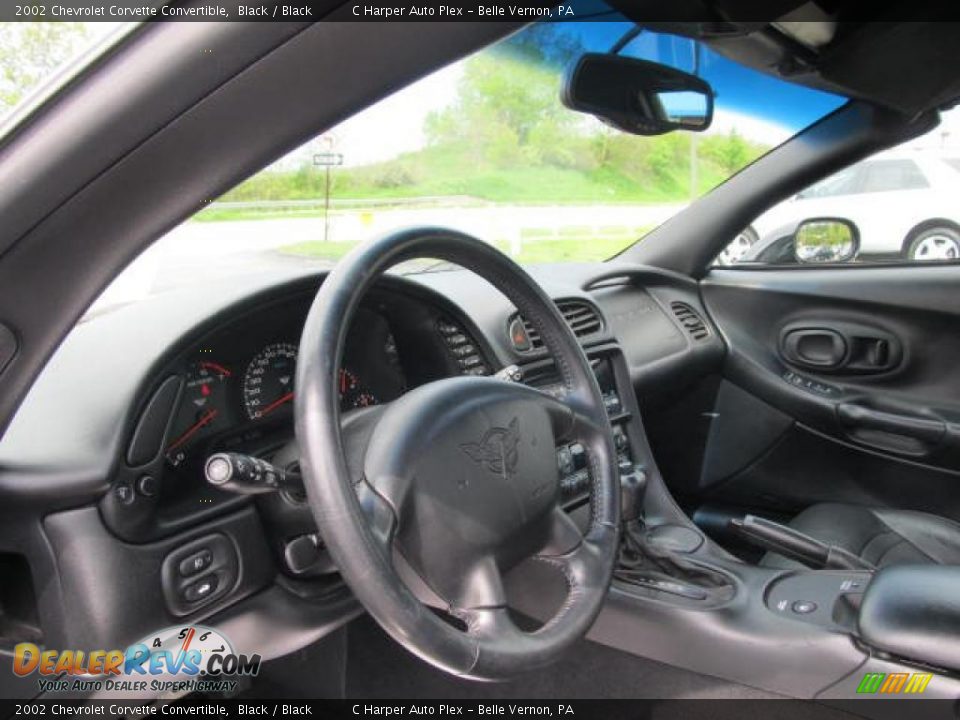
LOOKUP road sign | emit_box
[314,152,344,166]
[313,149,344,244]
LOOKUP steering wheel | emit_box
[294,228,620,680]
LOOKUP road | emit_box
[91,202,686,310]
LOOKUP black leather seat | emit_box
[761,502,960,569]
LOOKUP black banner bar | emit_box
[3,698,960,720]
[0,0,602,23]
[2,0,960,22]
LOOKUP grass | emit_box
[202,143,731,223]
[278,226,653,265]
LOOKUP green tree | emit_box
[0,23,92,114]
[701,129,752,175]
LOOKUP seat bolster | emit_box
[872,508,960,565]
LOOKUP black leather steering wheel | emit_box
[294,228,620,680]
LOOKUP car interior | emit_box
[2,3,960,709]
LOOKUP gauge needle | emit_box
[167,409,218,452]
[259,391,294,418]
[200,362,232,377]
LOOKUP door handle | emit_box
[781,328,846,369]
[837,403,945,444]
[780,322,901,374]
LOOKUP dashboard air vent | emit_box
[510,300,604,351]
[670,301,709,341]
[437,317,489,376]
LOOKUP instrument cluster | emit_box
[163,307,403,470]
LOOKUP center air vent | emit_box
[670,301,709,341]
[509,300,604,351]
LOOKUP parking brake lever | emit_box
[729,514,876,572]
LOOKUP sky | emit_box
[271,21,846,171]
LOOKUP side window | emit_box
[858,159,929,193]
[715,108,960,267]
[797,166,861,199]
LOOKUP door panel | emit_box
[697,264,960,518]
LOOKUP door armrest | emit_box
[858,565,960,671]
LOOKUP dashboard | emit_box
[0,259,723,660]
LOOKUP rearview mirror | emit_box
[794,219,859,264]
[562,53,714,136]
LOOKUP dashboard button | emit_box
[791,600,818,614]
[137,475,159,497]
[182,574,218,603]
[179,549,213,578]
[114,482,135,505]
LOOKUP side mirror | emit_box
[562,53,714,136]
[794,219,859,264]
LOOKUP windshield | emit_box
[0,22,129,132]
[89,19,844,314]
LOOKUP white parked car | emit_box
[718,150,960,264]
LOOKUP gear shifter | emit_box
[619,459,647,524]
[615,462,732,601]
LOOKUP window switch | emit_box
[178,549,212,578]
[182,575,218,604]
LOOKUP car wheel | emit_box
[906,227,960,262]
[716,227,759,265]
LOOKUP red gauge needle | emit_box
[259,392,294,418]
[200,362,232,377]
[167,409,218,452]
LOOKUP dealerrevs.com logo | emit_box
[12,625,260,694]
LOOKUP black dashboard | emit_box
[0,259,724,664]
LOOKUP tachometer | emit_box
[243,343,298,420]
[166,361,232,467]
[339,368,378,409]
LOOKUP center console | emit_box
[524,352,634,506]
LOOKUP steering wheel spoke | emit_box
[460,606,524,643]
[537,508,609,593]
[539,507,586,557]
[450,555,509,614]
[355,481,399,555]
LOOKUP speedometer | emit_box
[243,343,298,420]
